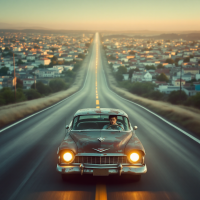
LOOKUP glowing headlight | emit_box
[63,151,74,163]
[130,153,140,162]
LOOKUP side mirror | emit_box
[133,126,138,130]
[66,125,69,129]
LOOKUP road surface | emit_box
[0,33,200,200]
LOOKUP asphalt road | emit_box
[0,33,200,200]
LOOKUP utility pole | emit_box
[179,64,182,100]
[13,53,16,102]
[34,71,36,90]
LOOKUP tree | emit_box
[17,59,23,65]
[51,56,58,62]
[157,42,162,46]
[157,64,163,69]
[49,79,67,93]
[147,91,164,100]
[129,82,155,96]
[34,45,40,49]
[78,53,85,59]
[16,78,23,89]
[168,91,187,104]
[85,43,90,47]
[115,73,123,81]
[0,88,15,104]
[145,65,156,70]
[184,57,190,62]
[0,67,9,75]
[117,66,127,74]
[31,81,51,95]
[166,58,174,64]
[107,55,117,60]
[129,51,135,55]
[16,88,27,102]
[24,89,41,100]
[4,47,10,51]
[185,93,200,109]
[50,47,57,53]
[39,64,45,68]
[156,73,169,82]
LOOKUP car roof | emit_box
[74,108,128,117]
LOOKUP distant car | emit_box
[56,108,147,181]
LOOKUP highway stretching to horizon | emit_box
[0,33,200,200]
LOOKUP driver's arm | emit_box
[103,124,109,129]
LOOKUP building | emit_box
[122,74,129,80]
[38,69,60,78]
[0,76,17,88]
[35,58,51,66]
[173,79,186,86]
[157,85,180,94]
[23,79,36,89]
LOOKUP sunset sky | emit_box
[0,0,200,30]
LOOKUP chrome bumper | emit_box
[56,163,147,176]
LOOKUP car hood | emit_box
[70,130,132,153]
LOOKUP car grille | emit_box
[73,156,129,164]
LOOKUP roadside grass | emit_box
[0,47,92,128]
[101,47,200,135]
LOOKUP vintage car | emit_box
[56,108,147,181]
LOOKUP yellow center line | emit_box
[96,100,99,105]
[95,184,107,200]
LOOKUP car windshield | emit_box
[72,114,130,131]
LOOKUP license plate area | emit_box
[93,169,109,176]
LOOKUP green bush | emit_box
[31,81,51,95]
[144,90,164,100]
[168,91,187,104]
[129,82,155,96]
[49,79,67,93]
[24,89,41,100]
[185,93,200,109]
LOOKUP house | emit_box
[183,86,200,96]
[0,76,17,88]
[143,71,152,81]
[35,58,51,66]
[26,55,35,61]
[38,69,60,78]
[196,74,200,81]
[131,71,152,82]
[183,68,200,75]
[122,74,129,80]
[155,69,170,79]
[173,79,186,86]
[157,85,180,94]
[23,79,36,89]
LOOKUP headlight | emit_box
[62,151,75,164]
[130,153,140,162]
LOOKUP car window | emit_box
[72,115,130,131]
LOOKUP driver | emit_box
[103,115,124,130]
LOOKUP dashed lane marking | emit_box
[95,184,107,200]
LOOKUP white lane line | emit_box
[101,68,200,145]
[0,51,93,133]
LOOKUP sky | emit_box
[0,0,200,31]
